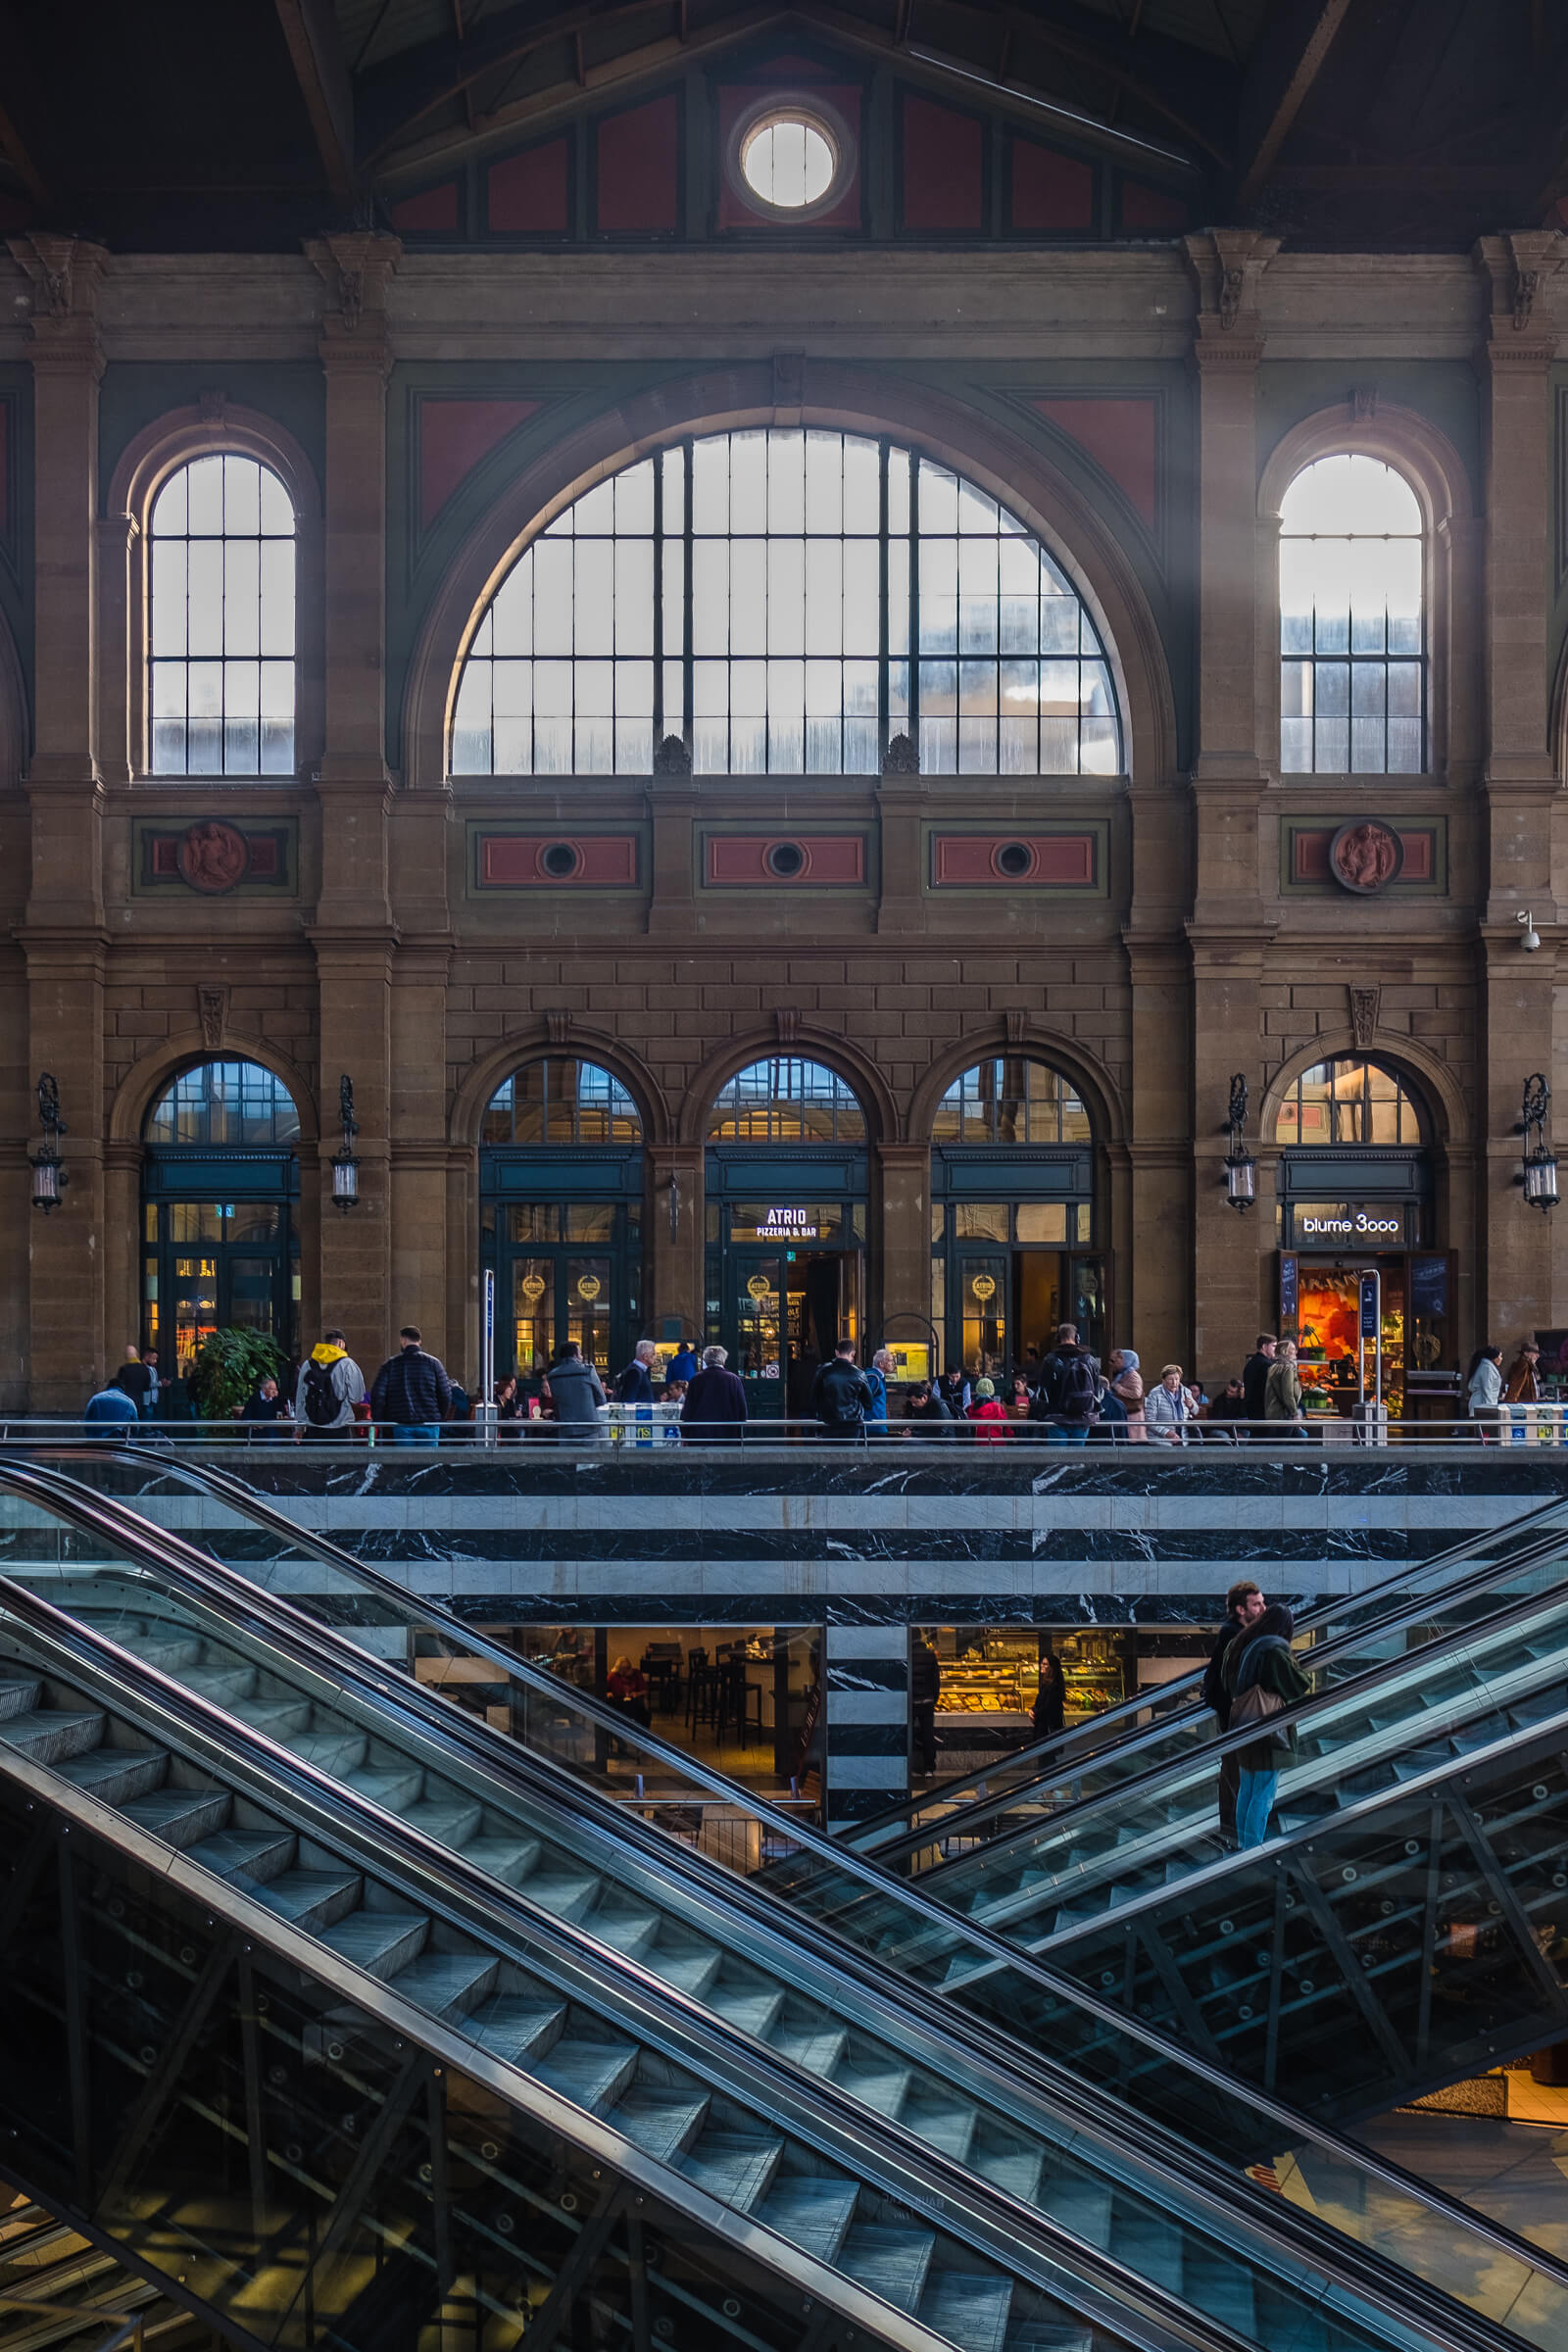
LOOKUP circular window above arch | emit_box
[727,93,855,222]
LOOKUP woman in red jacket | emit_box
[965,1377,1009,1446]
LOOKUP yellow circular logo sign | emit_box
[576,1274,602,1301]
[747,1274,773,1300]
[520,1274,546,1303]
[970,1273,997,1301]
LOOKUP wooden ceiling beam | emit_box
[1235,0,1354,208]
[273,0,357,200]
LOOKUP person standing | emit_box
[1241,1336,1277,1439]
[866,1347,893,1434]
[1263,1339,1304,1438]
[1145,1363,1192,1446]
[115,1347,155,1419]
[1204,1580,1263,1845]
[1225,1600,1311,1848]
[1110,1348,1146,1442]
[1466,1344,1503,1443]
[84,1378,140,1428]
[295,1329,367,1446]
[809,1340,874,1445]
[910,1632,941,1776]
[369,1326,452,1447]
[615,1340,659,1405]
[544,1342,607,1443]
[1032,1645,1067,1740]
[1505,1340,1543,1404]
[665,1339,700,1388]
[681,1345,748,1445]
[1029,1322,1101,1446]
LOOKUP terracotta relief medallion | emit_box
[176,819,250,894]
[1328,819,1403,896]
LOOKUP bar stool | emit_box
[721,1667,765,1748]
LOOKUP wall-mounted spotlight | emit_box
[1517,910,1542,953]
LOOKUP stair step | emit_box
[839,2224,936,2313]
[185,1829,296,1886]
[56,1747,169,1805]
[343,1766,427,1813]
[706,1983,782,2036]
[756,2180,858,2265]
[120,1787,230,1848]
[400,1798,486,1847]
[0,1677,41,1722]
[516,1870,603,1921]
[772,2027,848,2074]
[277,1729,369,1776]
[180,1664,260,1705]
[465,1997,568,2062]
[919,2272,1014,2352]
[228,1699,313,1740]
[533,2039,639,2114]
[318,1911,429,1981]
[971,2147,1045,2208]
[254,1870,366,1934]
[655,1949,726,2004]
[0,1709,105,1766]
[834,2067,911,2119]
[387,1951,500,2019]
[611,2089,710,2161]
[903,2097,978,2165]
[452,1836,544,1888]
[1035,2177,1111,2248]
[681,2132,783,2211]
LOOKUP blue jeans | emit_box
[1236,1768,1278,1848]
[391,1423,441,1447]
[1047,1423,1089,1446]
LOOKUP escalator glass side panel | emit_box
[0,1488,1563,2352]
[0,1775,929,2352]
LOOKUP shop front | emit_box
[1273,1056,1450,1422]
[929,1056,1105,1381]
[140,1059,301,1375]
[704,1058,869,1421]
[479,1058,644,1382]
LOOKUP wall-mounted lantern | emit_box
[1521,1072,1558,1211]
[1224,1073,1256,1211]
[331,1075,360,1210]
[29,1074,68,1213]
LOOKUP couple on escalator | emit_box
[1204,1578,1312,1850]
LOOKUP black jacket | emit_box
[910,1642,942,1706]
[680,1365,748,1443]
[905,1395,952,1433]
[810,1357,874,1428]
[1241,1351,1274,1428]
[1029,1344,1100,1425]
[615,1357,656,1404]
[370,1347,452,1425]
[1202,1621,1243,1726]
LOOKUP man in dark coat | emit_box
[1224,1600,1311,1847]
[809,1340,874,1444]
[1241,1337,1277,1439]
[680,1346,749,1446]
[615,1341,658,1405]
[1205,1577,1262,1845]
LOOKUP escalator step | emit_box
[387,1951,500,2019]
[342,1766,427,1813]
[55,1747,168,1805]
[179,1664,260,1706]
[119,1786,230,1847]
[1004,2328,1094,2352]
[114,1635,205,1673]
[901,2096,978,2165]
[834,2067,911,2119]
[514,1869,603,1921]
[185,1829,295,1884]
[611,2088,711,2161]
[681,2132,784,2210]
[1178,2257,1256,2340]
[225,1699,313,1739]
[918,2272,1014,2352]
[838,2224,936,2313]
[452,1836,544,1888]
[756,2179,858,2264]
[1034,2178,1111,2247]
[655,1949,728,2005]
[532,2038,640,2113]
[464,1996,567,2061]
[318,1910,429,1979]
[1128,2211,1182,2292]
[278,1730,370,1776]
[400,1798,485,1846]
[971,2146,1045,2207]
[586,1906,662,1960]
[0,1709,105,1766]
[255,1871,366,1934]
[0,1678,41,1721]
[770,2027,848,2075]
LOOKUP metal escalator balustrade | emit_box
[0,1554,1443,2352]
[0,1467,1563,2352]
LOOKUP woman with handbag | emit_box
[1223,1602,1311,1848]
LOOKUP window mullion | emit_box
[682,441,695,763]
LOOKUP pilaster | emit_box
[876,1142,931,1343]
[646,1144,705,1340]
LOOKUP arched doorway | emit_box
[705,1056,868,1419]
[140,1058,302,1377]
[930,1056,1103,1379]
[479,1058,644,1381]
[1274,1054,1447,1418]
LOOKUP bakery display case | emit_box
[1059,1631,1130,1720]
[933,1634,1038,1759]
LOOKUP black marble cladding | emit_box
[322,1526,1474,1566]
[447,1590,1324,1627]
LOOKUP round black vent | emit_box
[540,841,582,879]
[764,840,808,878]
[995,841,1033,879]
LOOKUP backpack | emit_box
[303,1357,339,1426]
[1032,1348,1099,1424]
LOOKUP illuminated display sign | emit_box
[1294,1202,1407,1246]
[753,1206,819,1239]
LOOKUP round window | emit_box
[728,96,853,223]
[764,840,808,879]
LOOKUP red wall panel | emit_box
[387,180,461,232]
[1009,141,1093,231]
[488,140,569,233]
[597,96,680,233]
[479,836,640,888]
[931,835,1098,887]
[706,836,865,886]
[901,95,983,231]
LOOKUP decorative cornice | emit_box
[6,233,109,324]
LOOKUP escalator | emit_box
[847,1493,1568,1874]
[0,2187,212,2350]
[0,1458,1564,2352]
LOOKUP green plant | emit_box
[187,1328,288,1420]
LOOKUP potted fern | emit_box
[186,1329,290,1423]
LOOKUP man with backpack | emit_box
[808,1338,875,1446]
[293,1329,366,1445]
[1028,1322,1101,1446]
[370,1325,454,1447]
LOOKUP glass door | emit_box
[490,1201,638,1381]
[143,1200,296,1377]
[564,1257,612,1375]
[957,1253,1007,1380]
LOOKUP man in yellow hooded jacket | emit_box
[294,1328,366,1444]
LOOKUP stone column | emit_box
[391,944,455,1361]
[1473,234,1565,1350]
[646,1144,705,1343]
[876,1142,931,1352]
[1181,231,1280,1382]
[9,236,111,1408]
[822,1623,908,1828]
[307,234,401,1376]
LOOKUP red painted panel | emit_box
[387,181,461,232]
[932,835,1097,887]
[717,84,862,230]
[902,95,983,231]
[1121,181,1189,231]
[480,836,639,887]
[707,836,865,886]
[488,140,569,233]
[1036,398,1157,531]
[735,52,841,82]
[419,399,541,531]
[1010,140,1093,231]
[597,95,680,233]
[1294,828,1431,883]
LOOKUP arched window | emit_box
[706,1056,866,1143]
[933,1057,1092,1146]
[1274,1057,1427,1147]
[1279,455,1423,775]
[482,1058,642,1145]
[150,454,296,775]
[145,1058,301,1147]
[451,430,1121,779]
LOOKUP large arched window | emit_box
[706,1056,866,1143]
[1274,1057,1427,1147]
[141,1059,302,1374]
[146,1058,302,1147]
[451,430,1121,779]
[933,1056,1092,1146]
[1279,455,1423,776]
[150,454,296,775]
[481,1058,643,1145]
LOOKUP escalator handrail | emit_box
[0,1733,987,2352]
[1,1461,1562,2342]
[0,1571,1338,2352]
[848,1488,1568,1851]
